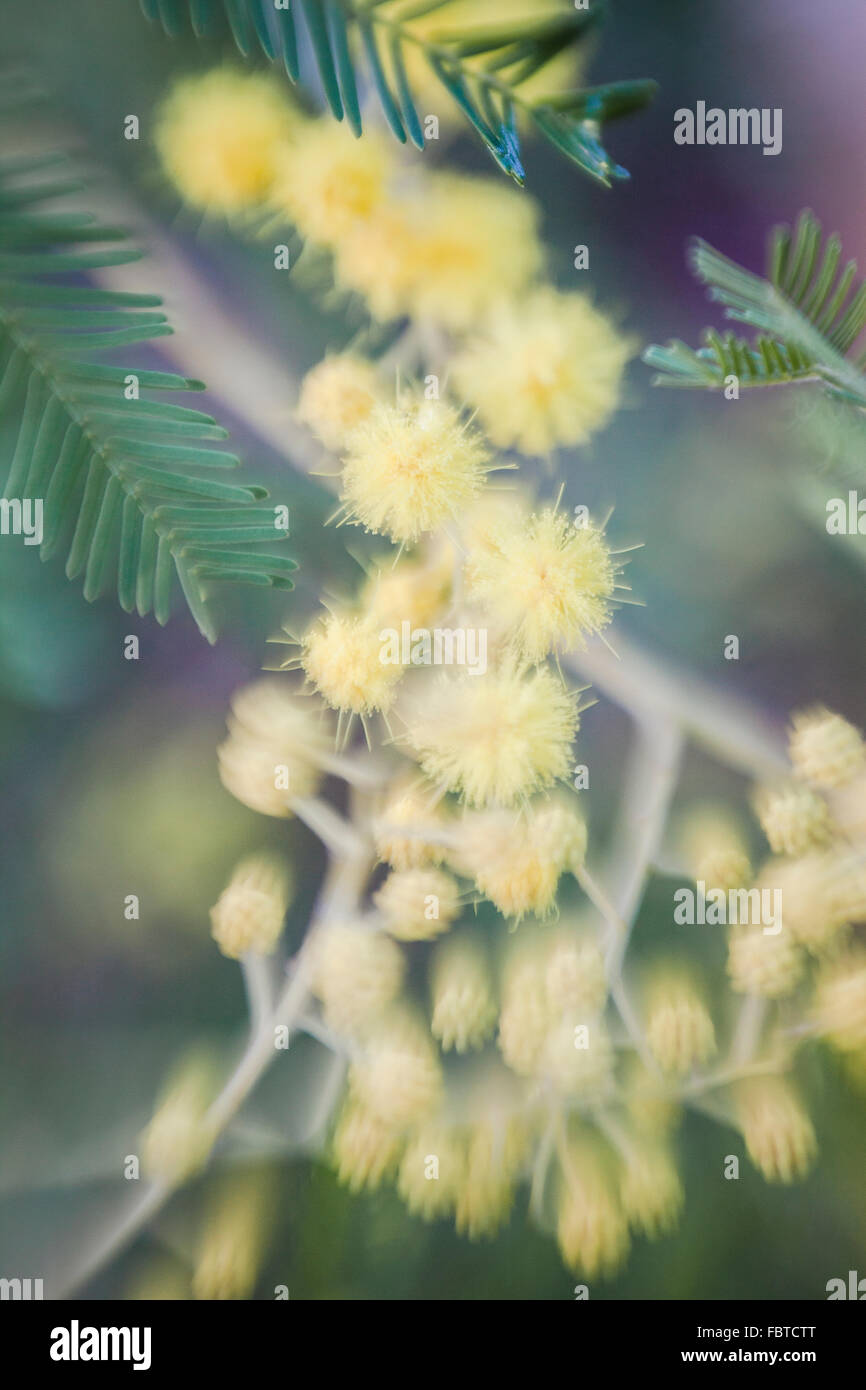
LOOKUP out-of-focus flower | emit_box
[755,854,847,954]
[141,1052,217,1183]
[311,923,405,1036]
[453,287,632,456]
[540,1018,614,1100]
[375,866,459,940]
[814,950,866,1053]
[334,173,541,329]
[302,610,403,717]
[679,805,752,892]
[789,707,865,789]
[361,549,453,632]
[192,1173,273,1300]
[454,1123,524,1239]
[455,797,586,920]
[332,1097,404,1192]
[349,1008,443,1127]
[272,119,393,245]
[619,1138,683,1237]
[209,853,291,959]
[406,664,578,807]
[736,1076,817,1183]
[295,353,382,452]
[544,925,607,1016]
[373,775,448,871]
[753,781,832,857]
[556,1136,630,1278]
[430,935,498,1052]
[645,972,716,1076]
[397,1126,465,1220]
[727,924,805,998]
[155,68,295,213]
[498,941,552,1077]
[338,398,493,545]
[218,681,331,817]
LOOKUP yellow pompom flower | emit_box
[430,935,498,1053]
[497,943,552,1077]
[311,924,405,1037]
[544,926,607,1016]
[453,287,632,456]
[141,1053,217,1183]
[454,1124,523,1239]
[334,173,541,330]
[397,173,543,332]
[466,506,617,662]
[332,1097,404,1193]
[619,1139,684,1237]
[679,805,751,892]
[406,664,579,807]
[209,853,291,960]
[373,776,448,871]
[814,951,866,1053]
[727,924,805,999]
[374,866,460,941]
[217,680,331,817]
[645,973,716,1076]
[349,1008,443,1128]
[755,854,846,954]
[192,1174,273,1301]
[789,707,865,789]
[556,1137,630,1278]
[397,1127,465,1220]
[540,1019,614,1100]
[302,611,403,717]
[753,782,832,857]
[155,68,296,213]
[338,398,493,545]
[736,1076,817,1183]
[361,549,453,631]
[455,797,586,920]
[295,353,381,453]
[272,119,393,246]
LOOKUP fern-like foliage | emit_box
[138,0,656,186]
[644,211,866,407]
[0,149,295,644]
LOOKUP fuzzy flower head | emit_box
[397,1126,465,1221]
[679,804,752,893]
[498,942,552,1077]
[619,1139,683,1238]
[334,173,541,330]
[727,924,805,999]
[556,1136,630,1279]
[754,781,832,857]
[789,707,865,789]
[430,935,498,1053]
[737,1076,817,1183]
[332,1098,404,1194]
[466,506,618,662]
[361,549,453,631]
[217,680,331,817]
[339,397,493,545]
[311,923,405,1038]
[141,1052,217,1183]
[209,853,292,960]
[272,119,393,246]
[373,776,448,872]
[155,68,296,213]
[192,1175,273,1301]
[454,1123,524,1240]
[302,610,403,717]
[406,664,579,808]
[375,866,460,941]
[295,353,382,453]
[814,950,866,1053]
[645,971,716,1076]
[349,1008,443,1129]
[453,286,632,457]
[454,797,586,919]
